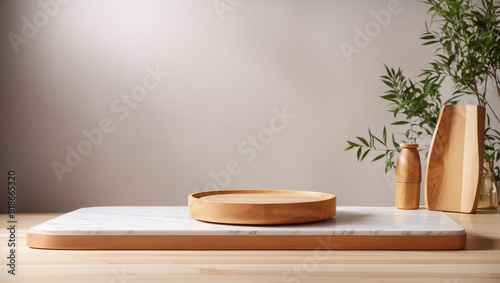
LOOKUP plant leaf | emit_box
[391,121,410,125]
[361,149,370,161]
[392,133,399,150]
[371,154,385,162]
[357,136,369,147]
[383,127,387,145]
[347,141,360,147]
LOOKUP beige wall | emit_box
[1,0,436,213]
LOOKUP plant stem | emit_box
[473,79,482,105]
[495,67,500,101]
[410,118,414,141]
[484,74,488,98]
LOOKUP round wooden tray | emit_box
[188,190,336,225]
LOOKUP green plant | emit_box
[345,0,500,178]
[345,64,460,173]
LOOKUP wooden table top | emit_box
[1,208,499,282]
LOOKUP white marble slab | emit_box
[29,206,465,236]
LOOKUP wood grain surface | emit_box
[425,104,485,213]
[395,183,421,210]
[26,233,466,251]
[2,209,499,282]
[188,190,336,224]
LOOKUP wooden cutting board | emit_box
[188,190,336,224]
[425,104,485,213]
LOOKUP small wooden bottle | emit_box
[395,143,421,209]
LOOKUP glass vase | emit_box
[477,161,499,209]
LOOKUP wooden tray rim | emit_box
[189,189,336,204]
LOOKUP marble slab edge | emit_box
[26,206,466,250]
